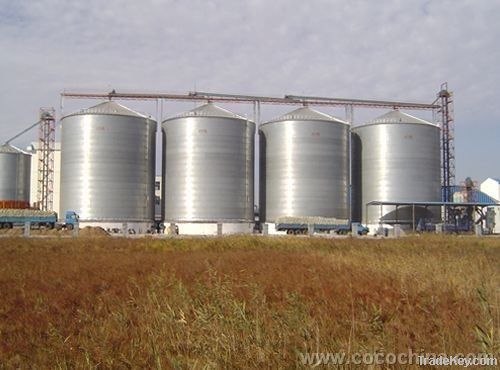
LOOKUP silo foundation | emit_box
[78,221,154,234]
[165,221,254,235]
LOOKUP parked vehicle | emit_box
[275,216,369,235]
[0,209,78,230]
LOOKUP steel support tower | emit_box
[38,108,56,211]
[436,83,455,223]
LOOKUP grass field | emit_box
[0,235,499,368]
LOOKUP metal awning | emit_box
[365,200,498,232]
[367,201,498,207]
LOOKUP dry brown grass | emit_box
[0,235,498,369]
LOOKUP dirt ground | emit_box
[0,226,109,237]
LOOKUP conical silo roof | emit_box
[369,110,435,126]
[63,101,150,119]
[0,144,29,155]
[264,107,348,125]
[165,103,248,121]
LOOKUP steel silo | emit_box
[259,107,350,223]
[0,144,31,208]
[162,103,254,234]
[60,101,156,229]
[352,110,441,226]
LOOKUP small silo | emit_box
[259,107,350,223]
[60,101,156,231]
[351,110,441,226]
[0,144,31,208]
[162,103,255,235]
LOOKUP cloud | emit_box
[0,0,499,180]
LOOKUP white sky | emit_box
[1,0,499,183]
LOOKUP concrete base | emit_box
[389,224,406,238]
[366,223,392,236]
[78,221,154,235]
[167,222,254,236]
[475,224,483,236]
[262,223,286,235]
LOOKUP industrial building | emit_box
[162,103,255,235]
[480,178,500,233]
[59,101,157,232]
[259,107,349,228]
[27,142,61,216]
[0,144,31,209]
[1,86,497,235]
[56,89,455,236]
[351,110,442,228]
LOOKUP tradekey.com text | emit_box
[298,349,498,367]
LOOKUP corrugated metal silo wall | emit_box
[353,122,441,225]
[162,116,255,222]
[60,114,156,222]
[0,151,31,203]
[259,119,349,223]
